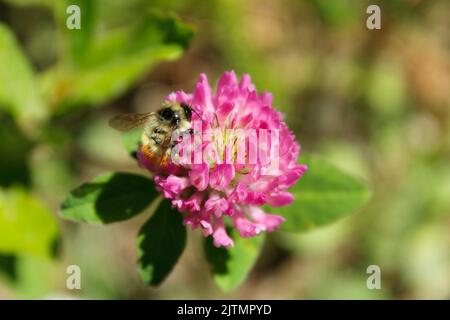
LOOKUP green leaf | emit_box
[0,187,59,258]
[3,0,53,7]
[204,230,265,292]
[271,154,371,232]
[0,24,47,127]
[60,172,157,224]
[0,254,18,282]
[0,114,32,187]
[42,11,194,112]
[137,199,186,285]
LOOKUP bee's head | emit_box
[158,106,179,126]
[158,103,198,128]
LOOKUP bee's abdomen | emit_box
[138,144,171,174]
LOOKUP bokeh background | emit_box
[0,0,449,299]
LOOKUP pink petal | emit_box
[239,74,255,91]
[266,191,294,207]
[155,175,190,199]
[192,73,214,113]
[248,206,285,232]
[217,71,238,94]
[185,193,203,212]
[205,194,229,217]
[189,163,209,191]
[209,164,235,191]
[237,113,253,128]
[212,219,234,247]
[200,220,213,236]
[229,182,246,202]
[260,92,273,106]
[233,213,262,237]
[216,102,235,123]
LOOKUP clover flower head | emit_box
[138,71,307,247]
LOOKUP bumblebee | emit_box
[109,102,194,172]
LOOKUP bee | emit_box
[109,102,195,172]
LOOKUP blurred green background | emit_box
[0,0,449,299]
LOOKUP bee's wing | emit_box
[108,112,154,132]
